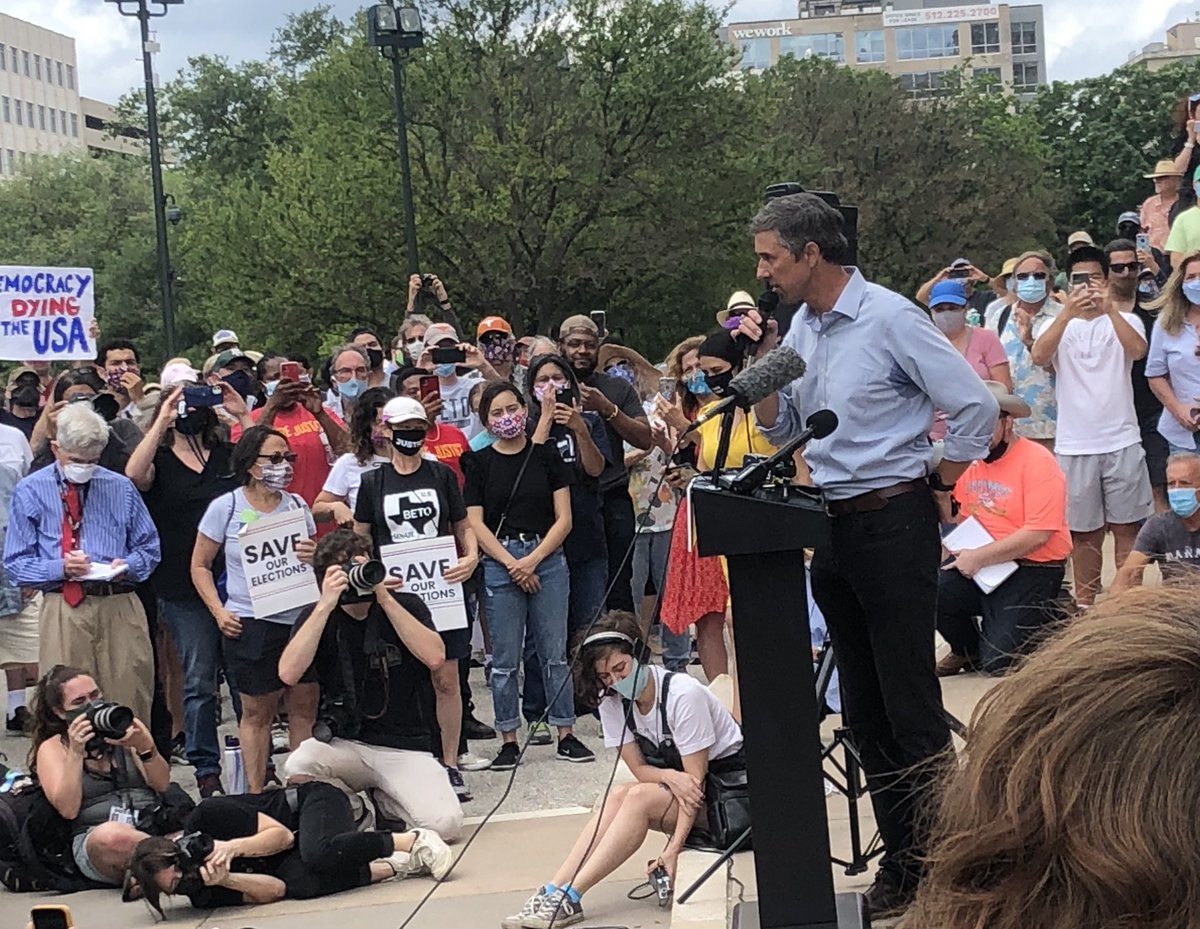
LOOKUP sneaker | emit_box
[528,720,552,746]
[458,751,493,772]
[5,707,29,735]
[170,733,188,765]
[447,766,472,802]
[864,871,915,920]
[407,828,454,881]
[522,888,584,928]
[270,722,289,754]
[196,773,225,799]
[464,713,497,741]
[491,742,521,771]
[555,734,595,764]
[935,652,978,678]
[501,888,551,929]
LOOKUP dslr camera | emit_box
[341,559,386,603]
[313,695,361,744]
[174,832,215,879]
[83,701,134,754]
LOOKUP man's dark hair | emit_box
[285,351,311,371]
[749,193,849,263]
[1105,238,1138,258]
[349,326,381,343]
[1066,245,1110,277]
[255,352,286,384]
[392,365,426,392]
[313,527,373,584]
[95,338,139,367]
[52,368,104,402]
[230,425,287,485]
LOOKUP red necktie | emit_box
[61,483,85,607]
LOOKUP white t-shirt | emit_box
[197,488,316,624]
[0,424,32,477]
[322,453,390,511]
[598,665,743,761]
[1036,312,1145,455]
[438,374,482,439]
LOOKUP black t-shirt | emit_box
[179,794,294,908]
[143,443,238,600]
[541,415,609,563]
[461,440,571,536]
[583,371,646,492]
[354,459,465,551]
[1132,301,1164,430]
[31,430,130,474]
[291,593,437,753]
[0,409,35,440]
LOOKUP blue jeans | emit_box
[632,530,690,671]
[159,597,241,777]
[484,541,574,732]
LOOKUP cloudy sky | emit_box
[7,0,1200,104]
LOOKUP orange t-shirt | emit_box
[424,422,469,489]
[952,437,1072,563]
[231,404,342,507]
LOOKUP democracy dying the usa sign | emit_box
[0,266,96,361]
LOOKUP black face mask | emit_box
[984,439,1009,464]
[175,409,213,437]
[222,370,254,400]
[366,348,384,370]
[10,385,40,408]
[706,369,735,398]
[390,428,426,456]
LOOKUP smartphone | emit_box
[555,386,574,407]
[590,310,607,335]
[418,374,441,401]
[280,361,301,382]
[1069,271,1092,290]
[183,384,223,408]
[31,905,74,929]
[658,377,676,401]
[947,268,971,279]
[1136,233,1150,253]
[431,347,466,365]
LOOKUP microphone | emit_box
[735,287,780,358]
[683,345,807,435]
[729,409,838,495]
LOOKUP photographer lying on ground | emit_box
[279,528,463,841]
[128,780,453,914]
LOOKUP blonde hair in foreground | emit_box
[901,584,1200,929]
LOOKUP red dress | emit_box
[659,494,728,635]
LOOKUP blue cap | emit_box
[929,280,968,307]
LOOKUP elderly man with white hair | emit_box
[3,403,160,721]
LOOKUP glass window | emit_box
[37,105,45,131]
[898,70,958,97]
[779,32,845,63]
[895,24,960,61]
[57,61,64,86]
[70,113,79,137]
[49,109,56,133]
[66,64,75,90]
[1,97,7,123]
[61,110,68,134]
[738,37,772,70]
[26,103,34,126]
[10,48,17,73]
[33,55,41,81]
[14,101,21,126]
[22,51,29,77]
[1013,62,1039,91]
[1011,21,1038,54]
[970,22,1000,54]
[973,66,1003,92]
[0,44,5,71]
[855,30,885,63]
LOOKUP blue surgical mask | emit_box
[338,377,367,401]
[1015,277,1047,304]
[1183,281,1200,306]
[434,363,457,378]
[683,371,712,397]
[606,364,636,385]
[264,379,279,397]
[611,657,650,700]
[1169,487,1200,518]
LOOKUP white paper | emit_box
[0,266,96,361]
[80,562,128,582]
[379,537,468,632]
[943,516,1018,594]
[238,509,319,619]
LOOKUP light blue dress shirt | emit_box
[756,269,999,500]
[1145,317,1200,450]
[3,463,161,588]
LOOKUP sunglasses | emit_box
[1015,271,1048,281]
[257,452,297,464]
[1109,262,1139,274]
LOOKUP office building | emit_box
[1127,20,1200,71]
[721,1,1047,99]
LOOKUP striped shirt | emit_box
[3,462,161,589]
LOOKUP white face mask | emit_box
[406,338,425,359]
[63,462,97,484]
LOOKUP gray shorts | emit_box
[72,829,119,886]
[1057,443,1153,533]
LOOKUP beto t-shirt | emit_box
[354,458,466,552]
[1133,511,1200,582]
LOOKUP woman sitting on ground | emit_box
[901,584,1200,929]
[502,611,745,929]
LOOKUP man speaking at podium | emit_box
[736,193,998,917]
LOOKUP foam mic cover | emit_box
[728,345,807,406]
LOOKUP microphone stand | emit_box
[710,403,738,483]
[729,422,818,495]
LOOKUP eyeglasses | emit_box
[563,339,598,350]
[257,452,297,464]
[1015,271,1048,281]
[1109,262,1139,274]
[333,366,370,379]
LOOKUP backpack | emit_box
[0,768,102,894]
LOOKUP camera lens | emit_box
[88,702,134,737]
[346,560,386,592]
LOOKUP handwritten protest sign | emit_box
[380,537,468,632]
[240,509,319,619]
[0,266,95,361]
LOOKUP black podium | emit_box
[691,477,868,929]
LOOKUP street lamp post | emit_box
[105,0,180,357]
[368,2,424,277]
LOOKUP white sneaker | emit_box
[501,888,549,929]
[381,851,413,881]
[522,888,584,928]
[459,751,493,771]
[407,828,454,881]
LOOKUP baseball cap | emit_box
[380,396,430,426]
[1066,230,1094,249]
[213,348,252,370]
[559,315,599,338]
[1145,158,1184,179]
[1116,211,1142,229]
[160,362,200,389]
[949,257,972,270]
[929,281,968,307]
[477,316,513,338]
[423,323,459,346]
[983,380,1031,419]
[212,329,239,348]
[6,365,39,388]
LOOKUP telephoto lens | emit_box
[345,559,386,594]
[85,702,134,739]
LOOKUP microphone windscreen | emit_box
[729,346,807,405]
[805,409,838,440]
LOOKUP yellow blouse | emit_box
[695,404,777,471]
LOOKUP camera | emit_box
[650,862,672,907]
[313,696,361,744]
[174,832,214,878]
[420,273,436,289]
[343,559,386,601]
[82,701,133,752]
[69,393,119,423]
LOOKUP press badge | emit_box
[108,805,135,825]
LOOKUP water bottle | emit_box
[223,735,246,795]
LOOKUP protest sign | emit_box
[0,266,96,361]
[380,537,468,632]
[240,509,319,619]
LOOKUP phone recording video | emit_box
[1069,271,1092,290]
[418,374,441,401]
[182,385,223,409]
[280,361,301,382]
[431,347,466,365]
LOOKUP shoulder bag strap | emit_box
[493,444,536,539]
[658,671,675,742]
[996,305,1012,337]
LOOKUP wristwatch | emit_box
[928,472,956,493]
[604,404,620,422]
[138,748,156,762]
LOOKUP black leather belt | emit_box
[826,478,928,517]
[498,532,540,543]
[47,583,137,597]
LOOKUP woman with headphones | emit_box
[501,611,745,929]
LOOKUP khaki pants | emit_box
[39,592,153,723]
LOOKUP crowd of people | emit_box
[1,133,1199,925]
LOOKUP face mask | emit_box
[338,377,368,401]
[482,339,514,364]
[984,439,1009,464]
[1138,279,1160,298]
[1183,281,1200,306]
[1004,276,1015,293]
[434,363,457,378]
[63,462,97,484]
[222,369,254,400]
[106,368,129,396]
[174,410,210,437]
[611,657,650,700]
[706,370,734,398]
[371,428,387,448]
[720,315,742,333]
[489,410,527,440]
[406,339,425,360]
[63,704,90,724]
[258,461,293,491]
[1169,487,1200,518]
[606,364,636,385]
[932,309,967,335]
[263,379,279,397]
[1016,277,1047,304]
[10,385,40,408]
[684,371,712,397]
[366,348,384,370]
[533,379,569,404]
[390,428,426,456]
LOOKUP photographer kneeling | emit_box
[279,528,463,841]
[31,665,171,885]
[502,612,746,929]
[129,779,453,914]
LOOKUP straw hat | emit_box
[1145,158,1184,179]
[990,257,1018,296]
[716,290,757,326]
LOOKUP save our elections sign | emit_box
[240,509,319,619]
[380,537,468,632]
[0,266,96,361]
